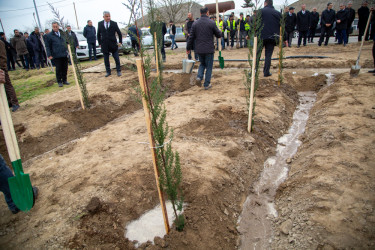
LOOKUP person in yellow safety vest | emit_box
[225,15,237,48]
[237,12,250,48]
[215,15,225,50]
[182,23,185,36]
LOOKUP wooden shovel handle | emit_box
[0,83,20,162]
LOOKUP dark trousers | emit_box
[131,40,140,56]
[26,52,35,69]
[262,39,276,76]
[285,31,294,47]
[372,41,375,68]
[308,27,316,42]
[4,69,19,106]
[19,53,31,69]
[319,25,332,45]
[88,42,97,60]
[161,37,166,60]
[34,50,45,68]
[230,31,235,47]
[298,30,308,46]
[337,29,348,44]
[6,52,15,70]
[197,53,214,87]
[13,52,22,68]
[104,50,121,74]
[358,25,370,41]
[54,57,68,83]
[0,154,17,212]
[187,39,198,60]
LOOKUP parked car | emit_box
[73,30,103,60]
[122,27,172,54]
[166,27,186,42]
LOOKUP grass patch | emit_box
[9,67,74,103]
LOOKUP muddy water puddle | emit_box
[125,201,185,247]
[237,91,317,249]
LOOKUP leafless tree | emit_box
[48,2,70,31]
[157,0,186,23]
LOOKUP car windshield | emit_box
[75,31,86,41]
[141,29,151,36]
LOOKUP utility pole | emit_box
[73,2,79,29]
[33,0,42,29]
[0,18,4,34]
[33,13,38,28]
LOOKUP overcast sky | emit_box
[0,0,297,37]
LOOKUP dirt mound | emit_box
[181,106,247,138]
[0,95,142,163]
[284,73,327,92]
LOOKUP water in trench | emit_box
[125,201,185,247]
[237,91,317,250]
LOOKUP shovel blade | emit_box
[350,65,360,77]
[218,51,225,69]
[8,173,33,211]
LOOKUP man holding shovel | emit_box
[187,7,222,90]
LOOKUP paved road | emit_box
[172,36,360,50]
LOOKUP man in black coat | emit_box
[45,22,69,87]
[97,11,123,77]
[358,1,370,42]
[297,4,310,47]
[169,20,178,50]
[346,2,356,42]
[187,7,221,90]
[336,3,349,46]
[308,8,319,43]
[285,7,297,47]
[319,2,336,46]
[24,32,35,69]
[0,32,16,71]
[260,0,281,77]
[83,20,97,61]
[66,25,79,52]
[29,27,46,69]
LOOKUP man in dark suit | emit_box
[260,0,281,77]
[346,2,356,42]
[285,7,297,47]
[297,4,310,47]
[358,1,370,42]
[319,2,336,46]
[97,11,123,77]
[308,8,319,43]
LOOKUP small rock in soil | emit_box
[86,197,102,214]
[286,158,292,164]
[280,219,293,235]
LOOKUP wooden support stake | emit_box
[154,32,160,77]
[136,59,170,234]
[278,26,283,86]
[248,37,257,133]
[67,45,85,110]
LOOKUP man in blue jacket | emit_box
[29,27,46,69]
[187,7,222,90]
[83,20,97,61]
[128,24,142,57]
[260,0,281,77]
[45,22,69,87]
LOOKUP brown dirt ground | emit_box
[0,41,374,249]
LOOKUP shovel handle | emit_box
[0,83,20,162]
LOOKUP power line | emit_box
[0,0,68,13]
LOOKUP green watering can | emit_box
[0,82,34,211]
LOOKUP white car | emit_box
[122,27,171,54]
[73,30,103,60]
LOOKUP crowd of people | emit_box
[185,0,375,90]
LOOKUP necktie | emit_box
[56,32,59,37]
[106,22,108,29]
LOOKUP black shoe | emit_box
[324,43,328,46]
[58,82,63,87]
[264,72,272,77]
[117,71,122,77]
[367,70,375,73]
[11,207,20,214]
[175,46,178,49]
[105,73,111,77]
[297,45,300,48]
[12,104,20,112]
[63,81,70,85]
